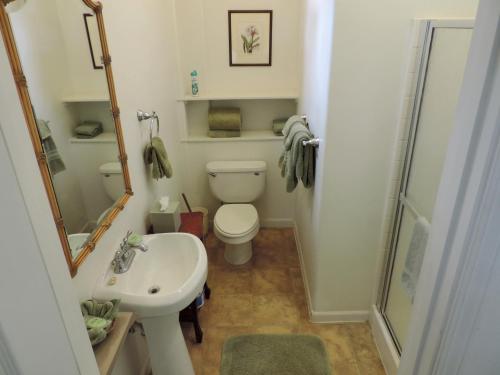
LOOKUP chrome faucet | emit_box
[112,231,148,274]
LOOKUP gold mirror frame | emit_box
[0,0,133,276]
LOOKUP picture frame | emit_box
[83,13,103,70]
[228,10,273,67]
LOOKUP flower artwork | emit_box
[242,25,260,54]
[229,11,272,66]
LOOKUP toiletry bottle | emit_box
[191,70,199,96]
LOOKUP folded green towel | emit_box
[75,121,103,138]
[144,136,173,180]
[80,299,121,346]
[208,108,241,131]
[272,118,287,136]
[279,115,315,192]
[207,130,241,138]
[36,119,66,175]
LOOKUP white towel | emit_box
[401,216,430,301]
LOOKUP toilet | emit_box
[98,162,123,223]
[207,161,267,265]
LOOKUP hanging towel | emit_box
[75,121,103,139]
[401,216,430,301]
[272,118,287,135]
[278,115,315,192]
[208,108,242,131]
[36,119,66,175]
[144,136,173,180]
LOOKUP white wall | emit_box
[296,0,479,318]
[1,0,184,373]
[174,0,301,97]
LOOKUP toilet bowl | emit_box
[207,161,266,265]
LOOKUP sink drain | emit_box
[148,286,161,295]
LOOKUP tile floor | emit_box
[181,228,386,375]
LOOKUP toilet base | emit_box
[224,241,252,265]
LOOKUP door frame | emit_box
[398,0,500,373]
[377,18,474,354]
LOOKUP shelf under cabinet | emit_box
[181,130,284,143]
[177,93,299,102]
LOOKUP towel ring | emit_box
[137,110,159,145]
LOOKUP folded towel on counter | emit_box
[272,118,288,136]
[81,299,120,346]
[36,119,66,175]
[208,130,241,138]
[279,115,315,192]
[75,121,103,139]
[208,107,242,131]
[401,216,430,301]
[144,136,173,180]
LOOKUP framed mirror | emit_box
[0,0,133,276]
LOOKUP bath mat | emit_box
[220,334,331,375]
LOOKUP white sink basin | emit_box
[93,232,208,375]
[94,232,207,318]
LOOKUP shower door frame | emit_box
[376,19,475,355]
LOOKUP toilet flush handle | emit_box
[208,172,217,177]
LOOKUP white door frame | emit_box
[398,0,500,373]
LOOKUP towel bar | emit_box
[302,138,320,147]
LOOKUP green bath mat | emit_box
[220,334,332,375]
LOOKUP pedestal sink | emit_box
[93,233,208,375]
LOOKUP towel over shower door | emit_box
[379,23,473,353]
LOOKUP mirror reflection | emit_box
[9,0,125,260]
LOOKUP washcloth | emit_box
[401,216,430,301]
[208,108,241,131]
[80,299,120,346]
[208,130,241,138]
[272,118,287,136]
[144,136,173,180]
[279,115,315,192]
[36,119,66,175]
[75,121,103,139]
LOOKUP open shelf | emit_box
[181,129,283,143]
[62,95,110,103]
[177,93,299,102]
[69,132,117,144]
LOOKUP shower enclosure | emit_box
[377,20,473,355]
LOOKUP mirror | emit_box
[0,0,133,276]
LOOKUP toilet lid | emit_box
[214,204,258,237]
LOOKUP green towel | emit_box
[36,119,66,175]
[144,136,173,180]
[80,299,120,346]
[207,130,241,138]
[272,118,287,136]
[208,108,242,131]
[127,232,143,246]
[75,121,103,138]
[279,115,315,192]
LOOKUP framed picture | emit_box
[83,13,103,70]
[228,10,273,66]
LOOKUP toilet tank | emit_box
[207,161,266,203]
[99,162,124,201]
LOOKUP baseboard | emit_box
[310,309,370,323]
[370,305,399,375]
[292,222,314,321]
[261,218,294,228]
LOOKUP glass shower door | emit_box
[379,24,473,352]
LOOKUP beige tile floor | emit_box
[181,228,386,375]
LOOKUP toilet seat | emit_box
[214,204,259,238]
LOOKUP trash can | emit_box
[192,206,209,236]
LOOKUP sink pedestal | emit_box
[142,313,195,375]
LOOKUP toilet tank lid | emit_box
[206,161,267,173]
[99,162,122,174]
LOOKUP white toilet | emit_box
[98,162,123,223]
[207,161,266,265]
